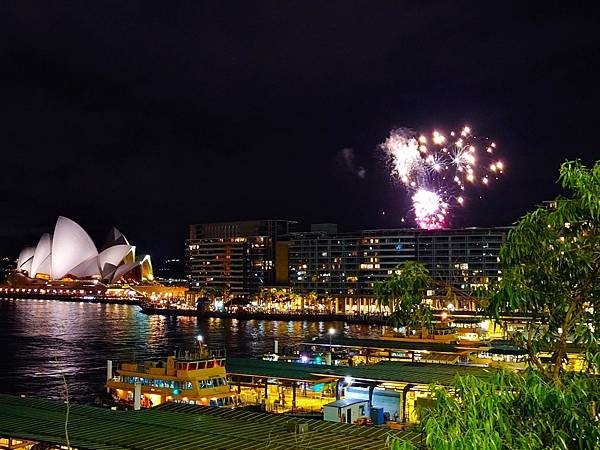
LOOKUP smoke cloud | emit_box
[337,147,366,178]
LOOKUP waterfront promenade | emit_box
[0,293,387,324]
[0,292,140,305]
[140,305,391,325]
[0,292,533,327]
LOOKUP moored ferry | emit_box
[106,342,238,408]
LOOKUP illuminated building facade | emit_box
[155,258,185,282]
[0,257,15,284]
[186,220,296,295]
[286,225,362,296]
[288,227,509,297]
[11,216,153,286]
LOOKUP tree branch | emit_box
[552,297,580,383]
[525,321,545,375]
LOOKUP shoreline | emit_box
[2,294,530,324]
[0,294,141,306]
[0,294,388,324]
[140,306,390,325]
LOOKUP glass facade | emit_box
[287,232,361,295]
[186,222,508,300]
[288,227,509,296]
[185,220,296,295]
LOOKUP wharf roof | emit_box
[226,358,493,386]
[227,357,333,382]
[302,336,487,353]
[324,399,369,408]
[0,394,421,450]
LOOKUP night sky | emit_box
[1,2,599,260]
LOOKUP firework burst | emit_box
[380,125,504,229]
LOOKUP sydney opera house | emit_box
[10,216,153,289]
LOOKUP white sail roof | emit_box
[101,227,129,250]
[51,216,98,279]
[31,233,52,277]
[101,262,118,280]
[36,254,52,278]
[98,244,133,271]
[111,261,140,282]
[15,216,153,283]
[17,247,36,272]
[111,255,154,282]
[140,255,153,281]
[66,255,101,279]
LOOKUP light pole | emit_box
[197,334,204,351]
[327,328,336,365]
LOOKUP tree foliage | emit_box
[388,160,600,449]
[374,261,433,336]
[488,160,600,381]
[389,369,600,450]
[418,370,600,450]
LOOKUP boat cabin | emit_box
[106,347,237,408]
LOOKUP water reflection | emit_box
[0,299,382,403]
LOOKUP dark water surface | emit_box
[0,299,382,403]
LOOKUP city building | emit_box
[286,224,362,296]
[0,257,15,284]
[155,258,185,282]
[185,219,508,307]
[288,226,509,307]
[185,220,296,296]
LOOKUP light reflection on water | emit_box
[0,299,383,403]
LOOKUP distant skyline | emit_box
[1,2,599,259]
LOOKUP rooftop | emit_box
[226,358,494,386]
[324,399,369,408]
[302,336,486,353]
[0,394,421,450]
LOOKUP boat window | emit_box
[210,399,217,407]
[206,360,214,368]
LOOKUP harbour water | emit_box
[0,298,383,403]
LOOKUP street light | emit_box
[328,327,335,346]
[197,334,204,349]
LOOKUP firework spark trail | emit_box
[380,128,423,184]
[380,125,505,229]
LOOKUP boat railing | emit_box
[175,346,227,361]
